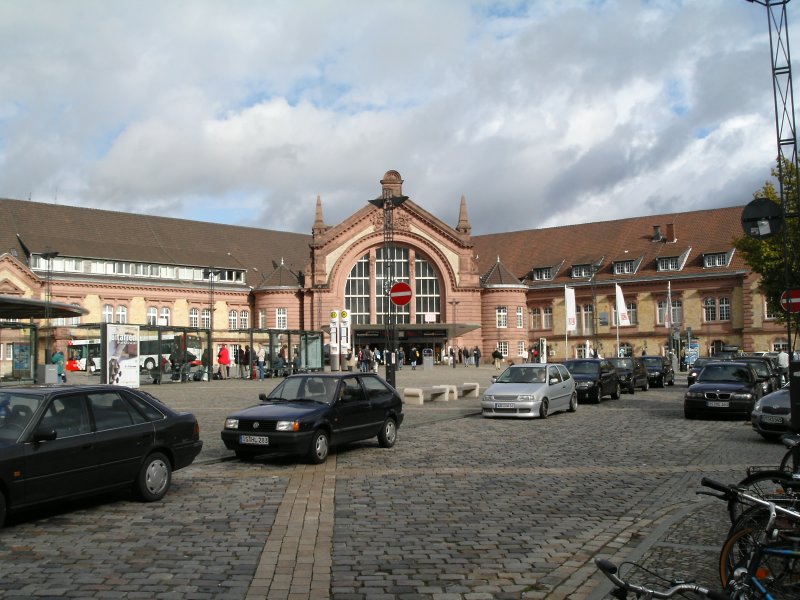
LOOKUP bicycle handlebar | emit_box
[700,476,800,520]
[595,558,727,599]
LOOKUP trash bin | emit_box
[422,348,434,370]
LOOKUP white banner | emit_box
[329,310,340,354]
[565,286,577,332]
[615,284,631,327]
[339,309,351,352]
[106,323,140,388]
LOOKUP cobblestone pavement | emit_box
[0,366,787,599]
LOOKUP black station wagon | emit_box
[221,373,404,463]
[0,385,203,527]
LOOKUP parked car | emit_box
[221,373,403,463]
[641,355,675,387]
[738,356,782,395]
[751,384,791,441]
[563,358,621,403]
[0,385,203,527]
[608,357,649,393]
[481,363,577,418]
[686,357,711,386]
[684,361,762,419]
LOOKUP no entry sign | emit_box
[389,281,412,306]
[780,289,800,313]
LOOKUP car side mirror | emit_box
[491,376,498,384]
[33,426,57,443]
[549,377,559,385]
[258,393,268,402]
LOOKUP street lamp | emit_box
[203,267,223,380]
[41,250,59,361]
[368,193,409,388]
[448,299,460,368]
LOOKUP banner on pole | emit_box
[565,286,577,332]
[615,284,631,326]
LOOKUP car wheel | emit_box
[308,429,329,464]
[593,385,602,403]
[642,379,649,391]
[568,392,578,413]
[611,383,621,400]
[144,357,155,371]
[539,399,549,419]
[659,376,665,388]
[667,376,675,386]
[0,491,6,528]
[135,452,171,502]
[378,417,397,448]
[628,382,636,394]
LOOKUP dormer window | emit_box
[571,265,593,278]
[614,260,636,275]
[533,267,553,281]
[703,251,731,268]
[657,257,680,271]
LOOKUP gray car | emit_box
[481,363,577,419]
[751,384,791,441]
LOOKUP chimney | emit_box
[665,223,676,243]
[652,225,663,242]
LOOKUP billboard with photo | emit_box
[105,324,140,387]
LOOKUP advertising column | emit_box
[105,324,140,387]
[329,311,340,371]
[340,310,351,371]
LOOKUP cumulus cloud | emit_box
[0,0,792,234]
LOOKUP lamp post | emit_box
[203,268,223,380]
[448,299,460,368]
[41,250,59,361]
[368,193,408,389]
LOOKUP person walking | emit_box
[410,346,418,370]
[217,344,231,379]
[473,346,481,367]
[256,344,266,380]
[52,346,67,383]
[450,346,456,369]
[240,345,251,379]
[397,347,404,370]
[492,348,502,370]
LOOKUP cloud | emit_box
[0,0,793,236]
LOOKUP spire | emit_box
[456,195,472,235]
[312,195,329,236]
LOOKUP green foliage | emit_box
[733,157,800,322]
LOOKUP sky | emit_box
[0,0,795,236]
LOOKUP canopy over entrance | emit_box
[0,295,89,319]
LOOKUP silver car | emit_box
[481,363,577,419]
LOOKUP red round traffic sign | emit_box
[389,281,412,306]
[780,289,800,313]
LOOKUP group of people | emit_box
[448,346,482,368]
[213,343,294,380]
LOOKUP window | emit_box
[657,299,683,326]
[704,253,728,268]
[516,306,524,328]
[542,307,553,329]
[159,307,170,326]
[88,391,142,430]
[41,394,91,438]
[276,308,288,329]
[773,340,789,352]
[531,308,541,330]
[344,252,371,325]
[147,307,158,326]
[704,297,731,322]
[614,260,635,275]
[581,304,594,335]
[189,308,199,328]
[258,309,267,329]
[115,305,127,324]
[201,308,211,329]
[240,310,249,328]
[533,267,552,280]
[415,256,440,325]
[571,265,592,278]
[102,304,114,323]
[376,246,410,325]
[496,306,508,328]
[498,341,508,357]
[657,257,680,271]
[229,310,238,330]
[517,341,526,357]
[765,301,778,320]
[613,303,637,326]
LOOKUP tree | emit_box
[734,157,800,324]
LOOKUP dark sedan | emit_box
[687,357,711,386]
[684,361,762,419]
[641,355,675,387]
[563,359,621,403]
[221,373,404,463]
[0,385,202,527]
[751,384,791,440]
[608,357,649,393]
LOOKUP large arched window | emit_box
[415,256,440,323]
[345,253,371,325]
[375,246,409,325]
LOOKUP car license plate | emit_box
[495,402,515,409]
[240,434,269,445]
[706,401,729,408]
[762,415,784,424]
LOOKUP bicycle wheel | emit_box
[729,471,797,524]
[720,525,761,587]
[778,447,800,474]
[749,543,800,600]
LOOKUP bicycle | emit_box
[595,558,727,599]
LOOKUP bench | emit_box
[458,383,481,398]
[403,387,449,405]
[432,384,457,401]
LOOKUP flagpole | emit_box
[564,285,569,360]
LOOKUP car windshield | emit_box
[610,359,633,370]
[565,361,599,375]
[267,377,339,405]
[641,357,663,367]
[689,359,709,370]
[744,361,771,377]
[697,364,751,383]
[0,392,44,441]
[496,366,547,384]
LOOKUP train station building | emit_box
[0,169,786,381]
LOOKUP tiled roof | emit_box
[480,259,527,287]
[472,206,748,286]
[257,261,302,289]
[0,198,311,288]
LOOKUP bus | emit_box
[66,339,102,372]
[139,333,203,372]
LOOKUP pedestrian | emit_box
[462,347,469,366]
[398,347,404,370]
[411,346,418,370]
[52,346,67,383]
[778,349,789,384]
[217,344,231,379]
[240,345,250,379]
[473,346,481,367]
[256,344,266,380]
[450,346,456,369]
[492,348,502,370]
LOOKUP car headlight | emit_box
[517,395,535,402]
[224,418,239,429]
[753,400,763,411]
[483,395,493,401]
[731,393,754,401]
[685,391,705,399]
[276,420,300,432]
